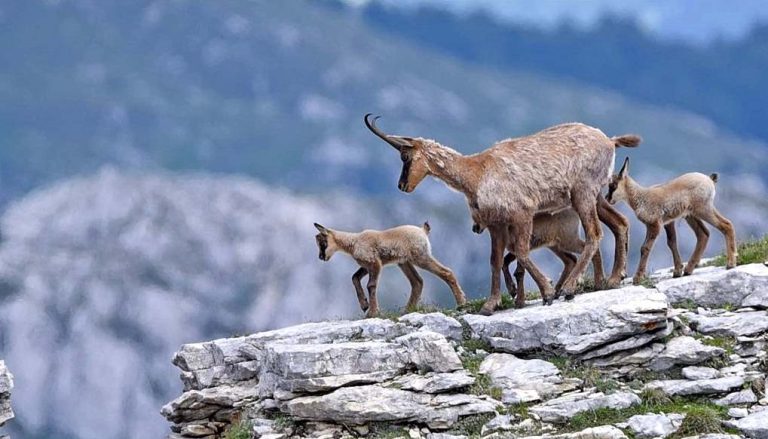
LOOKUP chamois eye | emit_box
[400,152,409,162]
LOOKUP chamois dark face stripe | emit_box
[315,234,328,260]
[398,158,412,191]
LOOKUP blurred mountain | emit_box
[0,0,767,208]
[356,2,768,151]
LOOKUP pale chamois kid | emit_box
[471,209,604,308]
[314,222,466,317]
[607,158,737,284]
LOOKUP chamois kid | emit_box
[607,158,737,283]
[365,114,639,314]
[472,209,605,308]
[314,222,466,317]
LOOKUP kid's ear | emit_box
[618,157,630,178]
[314,223,329,235]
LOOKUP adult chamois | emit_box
[365,114,640,315]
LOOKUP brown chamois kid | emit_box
[607,158,737,283]
[365,114,639,314]
[314,222,467,317]
[472,209,605,308]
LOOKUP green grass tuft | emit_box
[446,413,496,437]
[368,423,410,439]
[223,420,253,439]
[698,335,737,355]
[710,235,768,267]
[673,405,727,437]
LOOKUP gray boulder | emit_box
[528,391,641,423]
[519,425,628,439]
[649,336,725,371]
[681,366,721,380]
[644,376,744,396]
[461,287,669,357]
[714,388,758,406]
[390,371,475,394]
[161,385,259,424]
[688,311,768,337]
[479,353,576,404]
[0,361,12,426]
[625,413,685,438]
[655,263,768,309]
[283,385,497,429]
[481,414,515,435]
[728,409,768,438]
[399,313,464,342]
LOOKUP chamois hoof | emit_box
[365,309,379,318]
[672,271,683,278]
[514,300,526,309]
[542,296,555,306]
[632,276,646,286]
[604,277,622,289]
[564,294,575,301]
[478,306,495,316]
[726,264,736,270]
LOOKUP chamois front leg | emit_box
[502,252,517,297]
[664,222,683,277]
[365,263,382,318]
[560,195,602,299]
[551,249,577,294]
[352,267,370,312]
[399,262,424,311]
[684,216,709,275]
[508,217,555,306]
[634,221,661,285]
[597,195,629,287]
[480,225,507,315]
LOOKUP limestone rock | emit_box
[714,388,758,406]
[644,376,744,397]
[655,263,768,309]
[390,371,475,394]
[520,425,628,439]
[283,385,497,429]
[462,287,669,356]
[688,311,768,337]
[160,385,259,424]
[479,353,575,404]
[0,361,13,426]
[682,366,721,380]
[626,413,685,438]
[481,414,514,435]
[728,409,768,438]
[399,313,464,342]
[729,407,749,418]
[528,391,641,423]
[396,332,463,373]
[649,336,725,371]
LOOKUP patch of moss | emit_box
[368,423,410,439]
[446,413,496,437]
[709,235,768,267]
[698,335,737,355]
[223,420,253,439]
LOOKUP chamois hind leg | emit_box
[664,222,684,278]
[561,238,605,290]
[352,267,370,312]
[560,195,603,300]
[597,194,630,287]
[634,221,661,285]
[399,262,424,312]
[513,260,526,308]
[502,252,517,297]
[507,217,555,306]
[684,216,710,275]
[414,256,467,308]
[365,263,382,318]
[550,248,577,295]
[698,208,737,269]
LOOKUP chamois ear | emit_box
[314,223,329,235]
[618,157,630,178]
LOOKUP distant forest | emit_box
[355,3,768,145]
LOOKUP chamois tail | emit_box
[611,134,642,148]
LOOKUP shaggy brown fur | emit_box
[607,158,737,283]
[365,114,639,314]
[473,209,605,308]
[314,222,466,317]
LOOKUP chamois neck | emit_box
[331,231,359,255]
[624,177,648,211]
[423,142,477,195]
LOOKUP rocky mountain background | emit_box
[1,1,768,439]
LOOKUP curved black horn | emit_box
[364,113,407,150]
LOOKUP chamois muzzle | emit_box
[364,113,408,151]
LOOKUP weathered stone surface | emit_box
[682,366,721,380]
[728,409,768,438]
[390,371,475,394]
[729,407,750,418]
[399,313,464,341]
[161,385,259,424]
[626,413,685,439]
[655,263,768,308]
[589,344,665,368]
[714,388,758,406]
[462,287,668,356]
[0,361,13,426]
[644,376,744,396]
[688,311,768,337]
[479,353,575,404]
[174,319,410,390]
[649,336,725,371]
[427,434,468,439]
[520,425,628,439]
[528,391,641,423]
[396,332,463,373]
[481,414,515,435]
[283,385,497,429]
